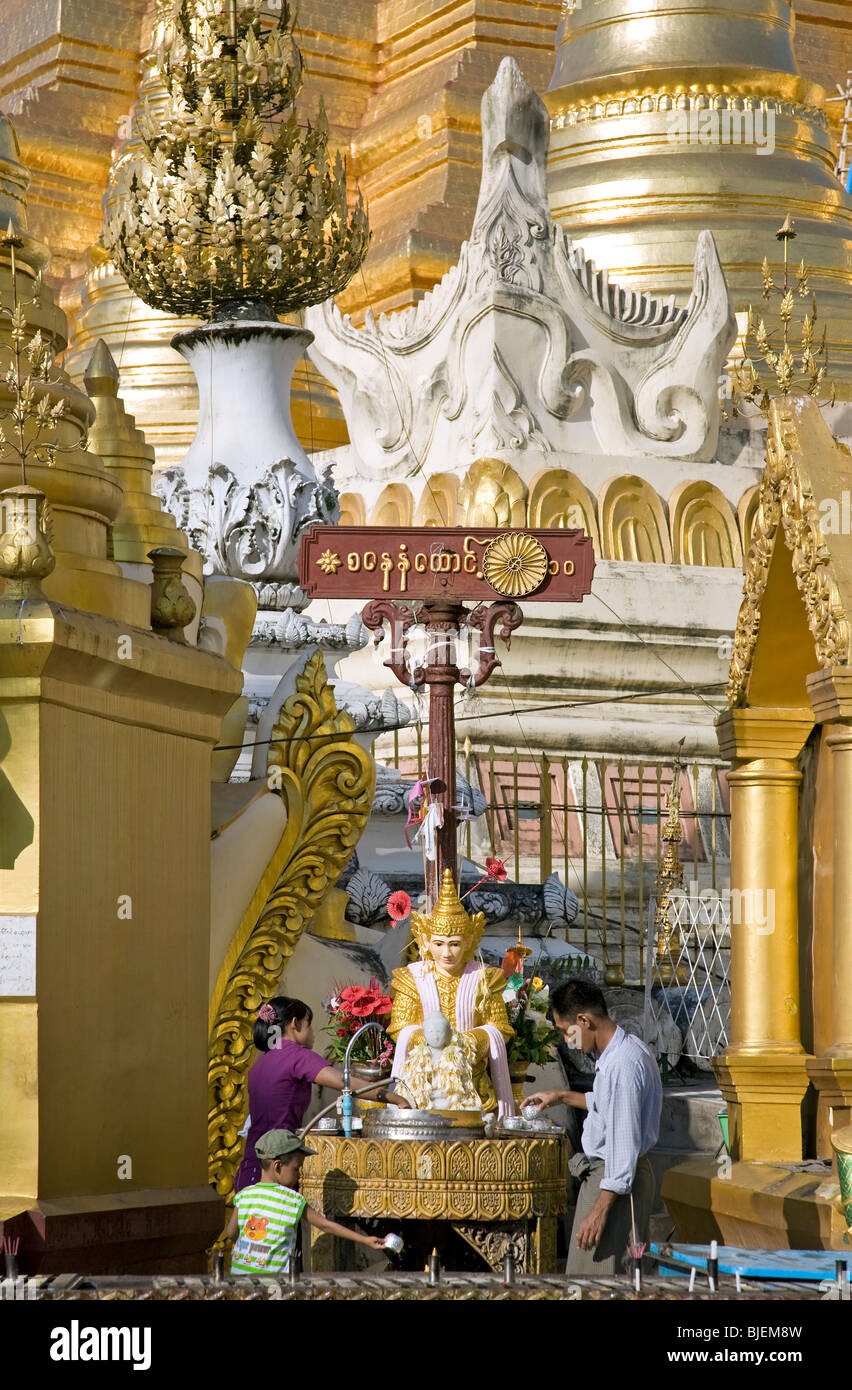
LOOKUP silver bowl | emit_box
[362,1107,485,1142]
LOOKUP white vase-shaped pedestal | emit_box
[157,313,336,596]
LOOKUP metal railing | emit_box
[375,732,731,985]
[643,891,731,1064]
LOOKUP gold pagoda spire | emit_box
[0,115,148,625]
[653,763,687,986]
[82,337,202,590]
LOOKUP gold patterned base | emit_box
[301,1134,567,1225]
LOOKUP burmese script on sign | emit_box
[299,526,596,603]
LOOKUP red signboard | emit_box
[298,525,595,603]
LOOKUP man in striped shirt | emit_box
[227,1129,386,1275]
[526,979,662,1275]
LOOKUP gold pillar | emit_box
[0,487,245,1272]
[714,710,813,1161]
[805,672,852,1148]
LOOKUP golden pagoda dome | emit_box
[546,0,852,400]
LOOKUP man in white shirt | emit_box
[526,978,662,1275]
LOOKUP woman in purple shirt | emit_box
[234,996,399,1192]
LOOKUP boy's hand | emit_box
[364,1235,388,1250]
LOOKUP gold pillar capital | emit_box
[807,668,852,725]
[715,706,813,763]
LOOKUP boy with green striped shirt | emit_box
[226,1129,385,1275]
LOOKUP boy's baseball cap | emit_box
[255,1128,317,1159]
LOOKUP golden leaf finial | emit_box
[102,0,369,320]
[724,212,835,419]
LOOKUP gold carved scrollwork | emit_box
[207,653,375,1194]
[726,404,850,707]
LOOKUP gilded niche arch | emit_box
[370,483,414,527]
[460,459,526,528]
[414,473,458,527]
[599,475,671,563]
[338,491,366,527]
[669,481,742,567]
[527,467,600,549]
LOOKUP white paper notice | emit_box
[0,914,36,995]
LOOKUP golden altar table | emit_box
[301,1133,567,1273]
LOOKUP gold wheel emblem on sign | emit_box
[482,533,549,598]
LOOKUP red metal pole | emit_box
[421,598,465,905]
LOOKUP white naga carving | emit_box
[307,57,735,472]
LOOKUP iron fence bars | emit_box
[371,733,731,985]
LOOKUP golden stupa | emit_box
[546,0,852,396]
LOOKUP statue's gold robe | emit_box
[388,965,513,1112]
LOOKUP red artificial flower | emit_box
[339,985,372,1008]
[486,856,509,882]
[348,998,378,1017]
[387,890,412,921]
[336,1027,348,1037]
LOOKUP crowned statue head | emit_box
[411,869,486,977]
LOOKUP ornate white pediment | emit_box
[307,57,736,477]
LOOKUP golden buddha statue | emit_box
[388,870,515,1116]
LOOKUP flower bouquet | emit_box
[501,945,560,1069]
[323,979,395,1073]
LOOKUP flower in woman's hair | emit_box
[258,1003,277,1023]
[387,890,412,921]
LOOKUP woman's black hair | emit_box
[253,996,313,1052]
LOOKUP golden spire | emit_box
[653,764,687,986]
[411,868,486,961]
[82,338,201,586]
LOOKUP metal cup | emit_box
[383,1232,404,1255]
